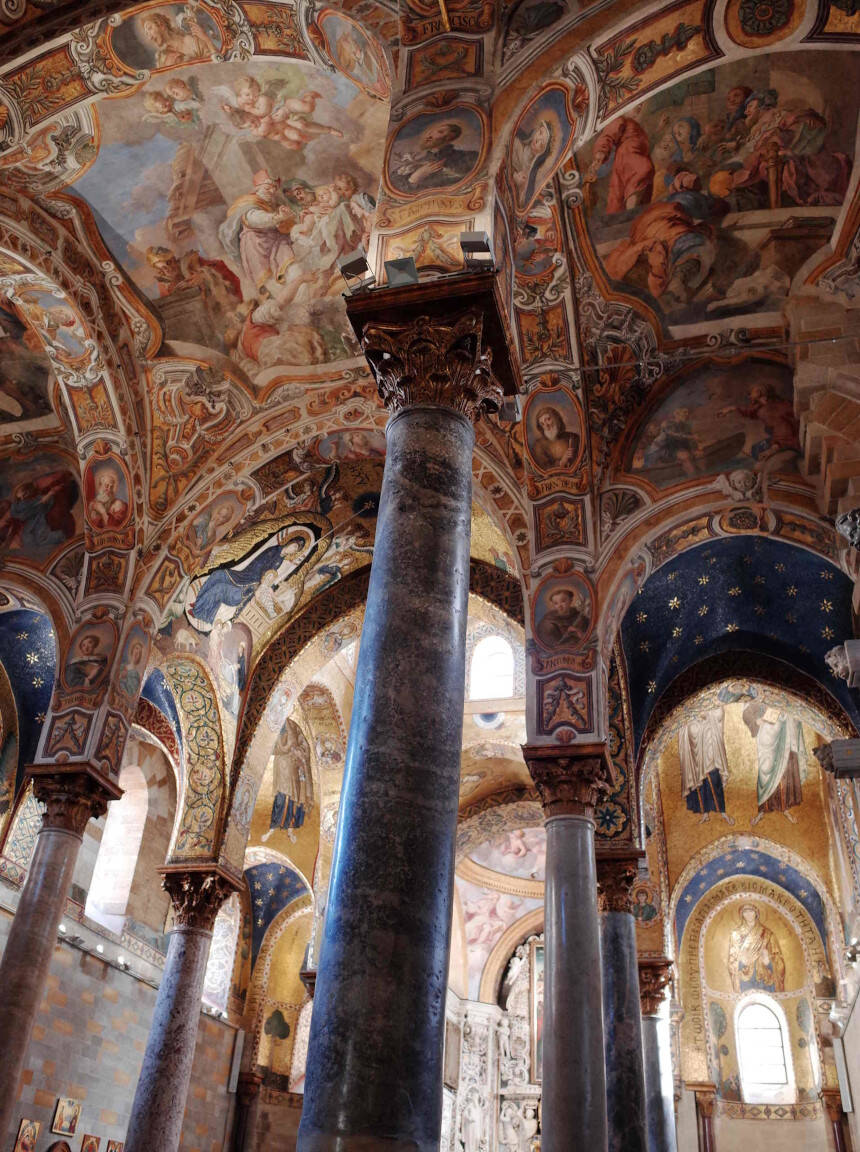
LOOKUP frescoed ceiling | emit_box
[573,49,857,334]
[66,54,387,392]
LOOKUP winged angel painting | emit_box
[70,58,386,384]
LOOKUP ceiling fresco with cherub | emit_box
[64,55,385,390]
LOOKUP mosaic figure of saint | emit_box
[679,706,735,825]
[263,718,314,841]
[727,904,785,993]
[742,702,807,825]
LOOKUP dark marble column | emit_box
[125,868,237,1152]
[0,770,112,1142]
[523,744,616,1152]
[298,308,502,1152]
[598,853,647,1152]
[638,958,677,1152]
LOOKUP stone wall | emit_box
[0,906,237,1152]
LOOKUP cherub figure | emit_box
[220,76,343,149]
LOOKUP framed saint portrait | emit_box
[106,1142,124,1152]
[81,1137,101,1152]
[12,1119,40,1152]
[50,1097,81,1136]
[530,939,544,1083]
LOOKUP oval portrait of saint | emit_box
[510,83,578,215]
[524,386,584,475]
[532,570,594,651]
[385,105,485,199]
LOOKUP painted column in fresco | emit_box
[0,772,112,1142]
[125,868,238,1152]
[298,310,501,1152]
[598,852,648,1152]
[523,744,615,1152]
[638,958,677,1152]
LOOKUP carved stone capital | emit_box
[160,866,239,933]
[522,742,615,819]
[691,1084,716,1119]
[821,1087,844,1123]
[236,1072,263,1105]
[597,850,644,913]
[836,508,860,550]
[814,743,835,772]
[30,770,113,836]
[638,956,674,1016]
[361,311,502,422]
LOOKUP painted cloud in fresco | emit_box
[70,59,388,387]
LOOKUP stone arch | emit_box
[479,906,545,1003]
[676,872,835,1097]
[84,760,148,932]
[163,654,227,863]
[226,560,523,829]
[0,190,146,599]
[245,896,314,1071]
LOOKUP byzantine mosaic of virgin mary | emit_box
[727,904,786,994]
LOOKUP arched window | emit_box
[736,996,795,1105]
[470,635,514,700]
[85,763,148,934]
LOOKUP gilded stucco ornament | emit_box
[361,312,503,423]
[836,507,860,549]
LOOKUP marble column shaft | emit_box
[524,745,615,1152]
[125,870,235,1152]
[298,311,501,1152]
[599,857,647,1152]
[0,772,109,1145]
[638,958,677,1152]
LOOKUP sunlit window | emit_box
[85,763,148,934]
[736,997,795,1104]
[470,636,514,700]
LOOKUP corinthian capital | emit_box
[160,866,239,932]
[597,850,644,913]
[30,768,114,836]
[522,742,615,819]
[638,956,674,1016]
[362,311,503,422]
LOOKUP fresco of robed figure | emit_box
[69,58,385,386]
[580,51,856,327]
[627,362,798,489]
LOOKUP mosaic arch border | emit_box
[163,653,227,865]
[677,870,838,1086]
[669,834,845,989]
[245,895,313,1068]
